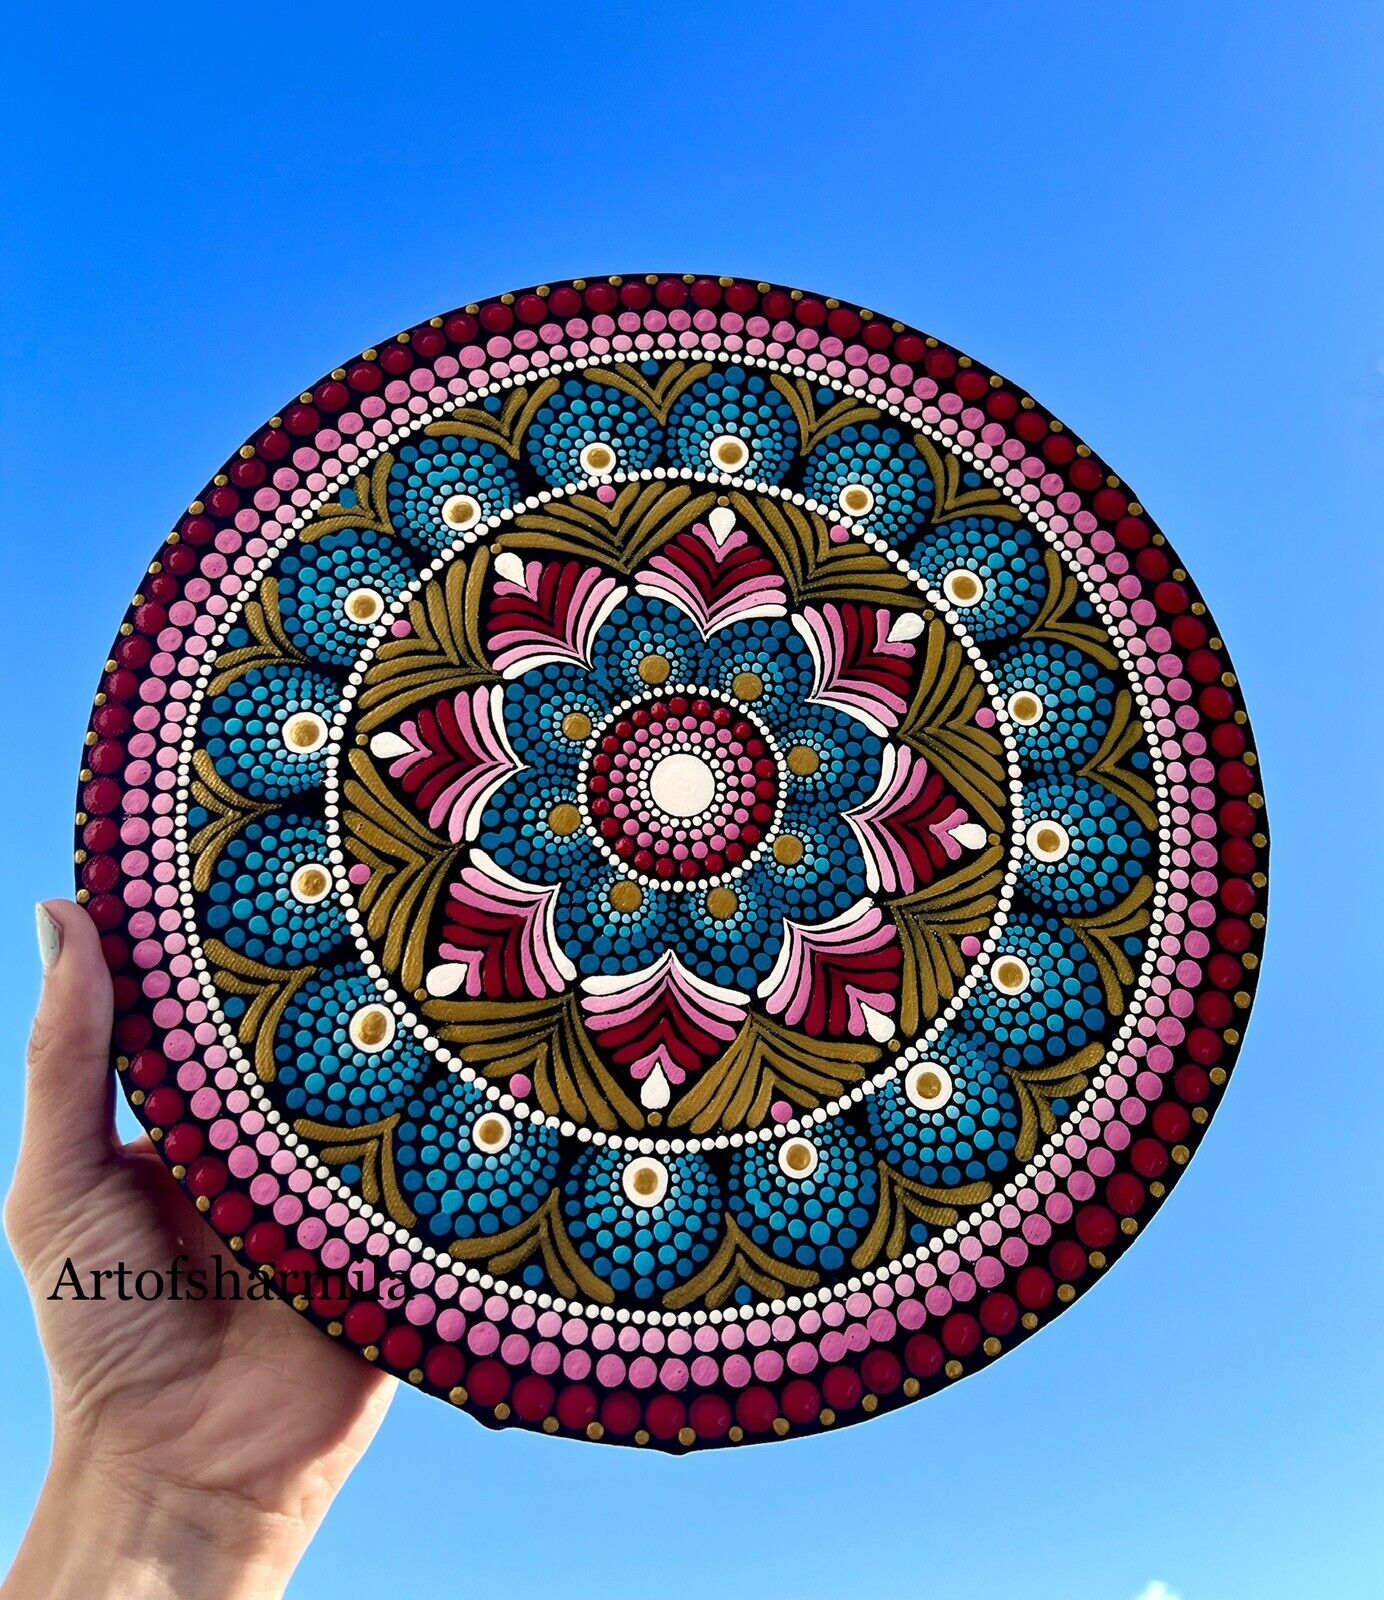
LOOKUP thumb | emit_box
[20,901,118,1191]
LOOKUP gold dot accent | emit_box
[1033,827,1062,855]
[638,653,671,685]
[580,442,616,474]
[944,570,983,605]
[787,745,820,777]
[841,484,873,515]
[610,881,643,914]
[732,672,764,701]
[474,1114,511,1153]
[344,588,384,623]
[1008,691,1043,726]
[631,1167,660,1196]
[773,835,805,866]
[678,1426,696,1447]
[706,888,739,920]
[916,1070,943,1101]
[283,711,328,752]
[350,1005,393,1049]
[290,864,331,903]
[548,804,582,836]
[712,435,750,471]
[992,956,1029,994]
[783,1143,813,1173]
[441,492,482,530]
[561,711,593,741]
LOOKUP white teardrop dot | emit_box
[837,482,875,518]
[622,1156,669,1208]
[905,1061,954,1112]
[342,586,385,626]
[888,612,925,643]
[942,568,985,608]
[472,1112,512,1155]
[709,433,750,473]
[990,954,1032,996]
[640,1065,671,1111]
[441,492,482,531]
[281,711,328,754]
[950,822,989,852]
[859,1004,897,1044]
[708,506,737,542]
[348,1003,396,1053]
[1007,689,1045,727]
[493,551,525,584]
[778,1137,819,1180]
[578,440,618,476]
[1026,819,1071,863]
[289,863,333,905]
[425,962,468,998]
[369,730,412,762]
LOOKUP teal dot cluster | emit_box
[993,640,1118,770]
[527,380,664,486]
[202,665,339,800]
[277,528,416,667]
[203,813,345,966]
[729,1120,879,1273]
[387,436,519,550]
[1020,776,1153,915]
[803,422,934,543]
[866,1034,1020,1187]
[394,1077,560,1244]
[274,966,428,1126]
[909,515,1046,641]
[666,366,800,481]
[553,867,674,979]
[962,916,1107,1070]
[562,1148,723,1300]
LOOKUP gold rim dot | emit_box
[291,866,330,901]
[638,653,671,685]
[773,835,805,866]
[732,672,764,702]
[841,485,872,515]
[787,745,820,777]
[705,888,738,920]
[561,711,593,741]
[548,804,582,837]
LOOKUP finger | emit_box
[20,901,117,1186]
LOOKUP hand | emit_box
[3,902,394,1599]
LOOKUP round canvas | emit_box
[75,276,1267,1450]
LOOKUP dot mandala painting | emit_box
[77,276,1268,1451]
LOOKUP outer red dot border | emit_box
[75,275,1268,1451]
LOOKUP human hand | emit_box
[3,902,394,1599]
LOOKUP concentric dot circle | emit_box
[79,275,1265,1458]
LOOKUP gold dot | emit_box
[474,1114,511,1152]
[632,1167,659,1196]
[580,441,616,474]
[916,1070,943,1101]
[351,1005,392,1048]
[787,745,820,777]
[290,864,331,903]
[773,834,805,866]
[784,1142,813,1173]
[561,711,593,740]
[711,435,749,471]
[548,804,582,836]
[609,881,643,914]
[706,888,739,920]
[1034,827,1061,855]
[638,653,671,685]
[1008,691,1043,726]
[732,672,764,701]
[943,569,983,606]
[993,957,1029,994]
[283,711,327,752]
[841,484,873,515]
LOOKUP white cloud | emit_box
[1134,1584,1182,1600]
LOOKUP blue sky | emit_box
[2,4,1381,1597]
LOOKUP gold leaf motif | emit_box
[355,551,497,732]
[508,482,715,571]
[663,1217,820,1311]
[204,577,307,696]
[1008,1042,1104,1161]
[303,453,398,541]
[851,1162,992,1270]
[428,992,645,1134]
[340,749,461,995]
[449,1191,615,1304]
[425,379,561,457]
[668,1013,876,1135]
[769,373,881,456]
[204,939,315,1082]
[294,1114,415,1226]
[186,749,275,892]
[896,622,1009,832]
[726,490,922,609]
[579,361,713,424]
[1025,549,1121,667]
[1081,689,1158,828]
[913,432,1025,524]
[1065,877,1154,1015]
[891,842,1006,1035]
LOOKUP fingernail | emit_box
[36,904,62,973]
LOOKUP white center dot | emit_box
[649,752,717,818]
